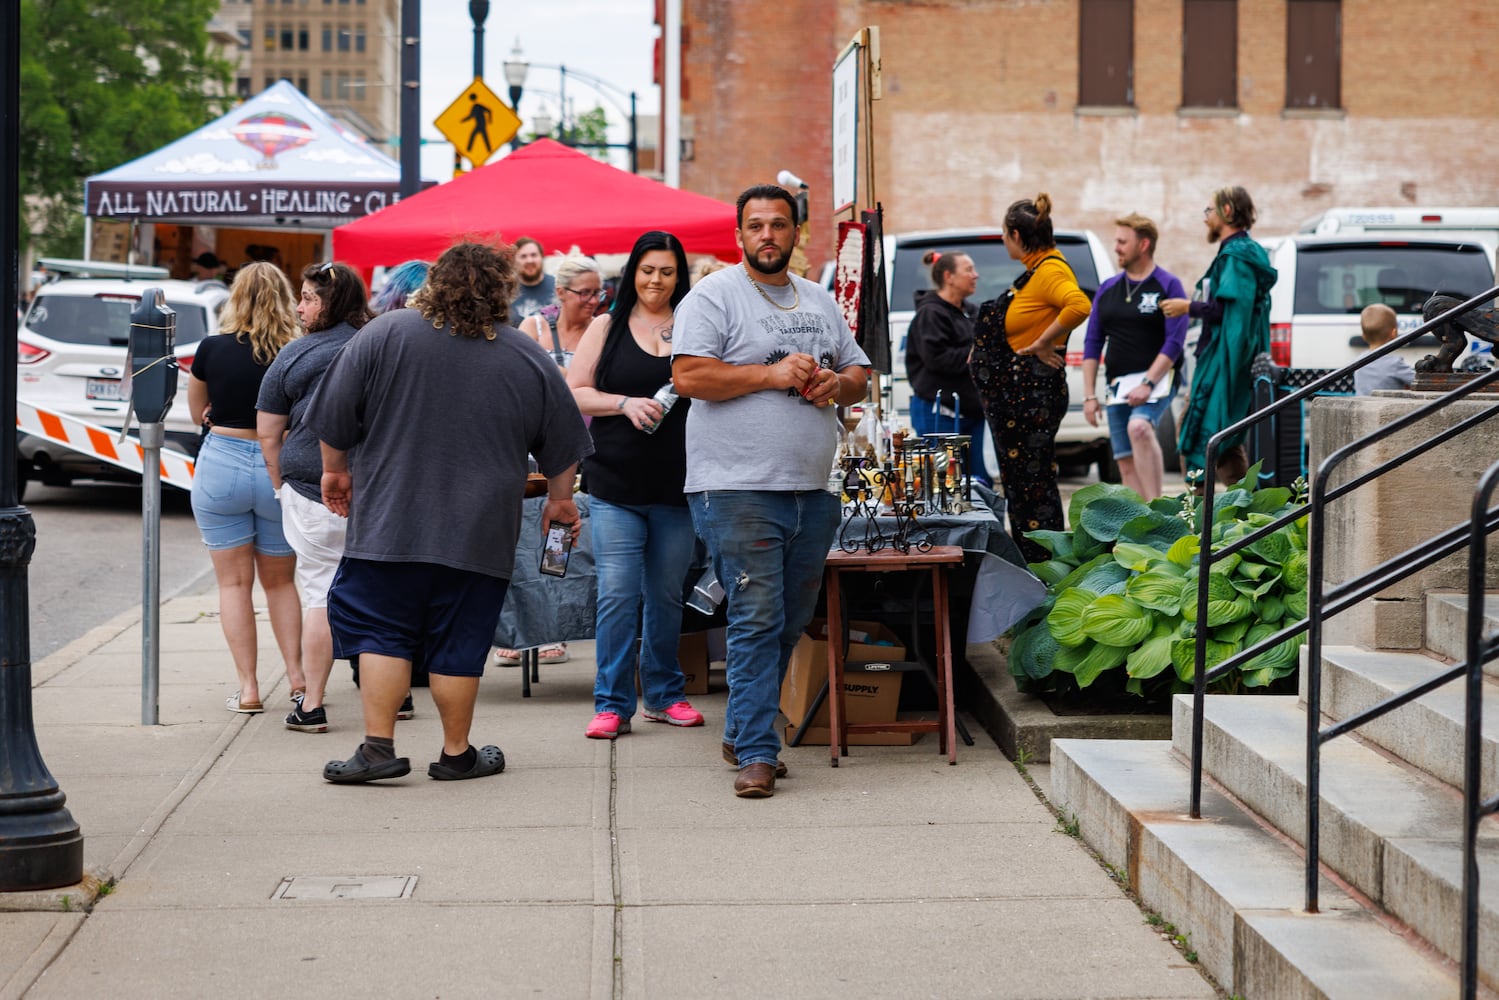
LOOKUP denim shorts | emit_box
[190,433,292,555]
[1105,392,1174,460]
[327,557,508,678]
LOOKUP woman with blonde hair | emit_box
[189,261,305,714]
[969,193,1092,562]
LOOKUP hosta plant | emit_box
[1008,465,1307,701]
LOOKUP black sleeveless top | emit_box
[585,331,689,506]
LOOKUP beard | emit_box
[1205,219,1224,244]
[744,243,791,276]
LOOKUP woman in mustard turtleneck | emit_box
[970,193,1092,562]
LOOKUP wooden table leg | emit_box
[935,564,957,765]
[825,567,844,767]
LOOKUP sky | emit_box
[416,2,662,182]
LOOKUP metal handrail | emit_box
[1461,462,1499,999]
[1188,284,1499,818]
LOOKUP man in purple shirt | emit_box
[1081,213,1189,500]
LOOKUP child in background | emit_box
[1354,304,1415,395]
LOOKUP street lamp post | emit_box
[533,61,639,174]
[0,0,83,893]
[503,40,528,151]
[398,0,419,198]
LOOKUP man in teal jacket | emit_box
[1163,186,1278,487]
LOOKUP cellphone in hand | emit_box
[539,520,573,577]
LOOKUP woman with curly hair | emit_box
[189,261,305,714]
[258,262,379,733]
[969,193,1092,563]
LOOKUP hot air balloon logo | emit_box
[232,112,316,169]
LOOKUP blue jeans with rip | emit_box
[590,498,698,719]
[687,489,841,770]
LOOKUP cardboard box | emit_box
[779,619,905,732]
[636,630,711,696]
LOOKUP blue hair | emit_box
[371,260,431,315]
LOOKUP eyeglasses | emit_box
[1203,206,1215,219]
[562,287,604,302]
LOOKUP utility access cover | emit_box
[274,875,417,901]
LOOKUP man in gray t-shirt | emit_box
[510,237,556,320]
[307,242,592,785]
[673,184,869,799]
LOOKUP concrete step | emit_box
[1427,591,1499,672]
[1051,738,1459,999]
[1174,694,1499,990]
[1308,644,1499,792]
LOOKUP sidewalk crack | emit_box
[608,740,624,999]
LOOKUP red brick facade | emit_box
[666,0,1499,280]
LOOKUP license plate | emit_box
[86,378,123,401]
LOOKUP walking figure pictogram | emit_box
[462,94,493,155]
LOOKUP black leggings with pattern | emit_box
[971,301,1067,565]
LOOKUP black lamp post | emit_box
[0,0,83,893]
[398,0,419,198]
[468,0,488,77]
[527,61,639,174]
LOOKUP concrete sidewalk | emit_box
[2,594,1216,1000]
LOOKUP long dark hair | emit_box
[300,262,374,332]
[594,231,690,394]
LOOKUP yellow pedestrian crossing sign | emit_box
[434,77,520,167]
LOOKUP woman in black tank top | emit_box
[565,232,705,740]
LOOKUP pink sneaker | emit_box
[585,712,631,740]
[643,701,705,727]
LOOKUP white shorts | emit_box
[279,486,347,608]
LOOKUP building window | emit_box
[298,25,309,51]
[352,74,366,100]
[279,27,294,50]
[337,25,350,52]
[337,71,350,99]
[297,74,309,94]
[1286,0,1340,108]
[321,26,332,51]
[263,26,276,50]
[354,27,365,53]
[237,76,252,99]
[1078,0,1133,107]
[235,28,252,49]
[321,71,332,99]
[264,74,276,91]
[1182,0,1237,108]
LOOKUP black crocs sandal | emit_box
[323,745,411,784]
[427,744,505,780]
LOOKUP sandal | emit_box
[226,693,264,714]
[537,642,570,663]
[493,648,522,667]
[323,745,411,784]
[427,744,506,781]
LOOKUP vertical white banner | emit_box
[831,43,859,214]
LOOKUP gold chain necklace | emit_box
[742,262,799,311]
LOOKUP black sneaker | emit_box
[397,693,415,721]
[285,704,328,733]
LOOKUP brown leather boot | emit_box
[722,742,788,777]
[733,762,777,798]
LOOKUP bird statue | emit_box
[1415,293,1499,373]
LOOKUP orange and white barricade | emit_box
[15,399,196,491]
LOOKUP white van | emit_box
[1299,207,1499,265]
[882,228,1122,477]
[1265,234,1497,370]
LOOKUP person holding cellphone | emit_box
[567,231,704,741]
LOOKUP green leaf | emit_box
[1126,568,1188,615]
[1112,541,1164,573]
[1149,494,1185,516]
[1170,636,1238,683]
[1283,551,1309,592]
[1076,558,1132,596]
[1211,488,1254,523]
[1009,620,1061,681]
[1284,588,1308,621]
[1230,460,1266,493]
[1257,593,1286,622]
[1056,640,1130,688]
[1126,624,1177,679]
[1246,530,1292,566]
[1230,573,1280,600]
[1031,560,1074,587]
[1026,530,1075,561]
[1248,487,1293,514]
[1182,572,1252,626]
[1047,588,1097,647]
[1068,482,1145,531]
[1166,534,1200,568]
[1213,619,1251,644]
[1070,523,1111,563]
[1118,510,1192,549]
[1081,594,1153,647]
[1080,495,1153,542]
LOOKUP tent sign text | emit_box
[88,183,405,222]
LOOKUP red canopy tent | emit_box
[332,139,741,267]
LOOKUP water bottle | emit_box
[642,381,679,435]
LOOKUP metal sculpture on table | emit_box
[1415,293,1499,373]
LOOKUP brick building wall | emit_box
[673,0,1499,280]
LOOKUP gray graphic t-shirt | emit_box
[672,264,870,492]
[511,274,556,321]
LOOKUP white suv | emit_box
[883,228,1125,479]
[18,269,229,488]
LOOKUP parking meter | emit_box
[128,289,177,425]
[127,288,174,726]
